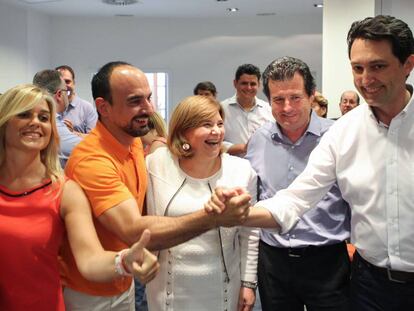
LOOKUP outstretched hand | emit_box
[124,229,160,284]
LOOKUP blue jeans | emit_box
[134,278,147,311]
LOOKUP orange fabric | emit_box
[59,121,147,296]
[347,243,356,261]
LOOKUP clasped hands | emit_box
[205,187,252,227]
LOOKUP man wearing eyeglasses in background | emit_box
[33,69,82,168]
[56,65,98,134]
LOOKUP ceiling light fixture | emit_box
[313,3,323,8]
[21,0,63,3]
[102,0,139,6]
[257,12,276,17]
[216,0,228,2]
[227,7,239,12]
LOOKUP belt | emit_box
[264,241,346,258]
[356,252,414,283]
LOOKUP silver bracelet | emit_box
[114,249,132,276]
[241,280,257,289]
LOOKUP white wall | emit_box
[322,0,414,118]
[382,0,414,87]
[322,0,376,118]
[0,2,50,93]
[0,3,29,92]
[49,14,322,117]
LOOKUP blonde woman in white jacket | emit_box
[146,95,259,311]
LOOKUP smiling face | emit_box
[350,38,414,115]
[58,68,75,102]
[269,72,313,142]
[97,65,154,145]
[5,100,51,153]
[183,111,224,160]
[234,74,260,104]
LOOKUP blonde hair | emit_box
[148,111,167,138]
[313,91,328,118]
[0,84,63,184]
[167,95,225,158]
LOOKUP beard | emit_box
[122,115,150,137]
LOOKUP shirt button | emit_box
[289,166,294,171]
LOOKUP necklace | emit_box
[0,181,52,197]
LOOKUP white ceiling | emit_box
[0,0,323,18]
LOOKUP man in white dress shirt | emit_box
[211,15,414,311]
[221,64,273,157]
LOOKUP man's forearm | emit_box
[244,207,280,229]
[130,210,217,251]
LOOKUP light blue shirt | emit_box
[60,95,97,133]
[245,111,350,248]
[56,114,82,168]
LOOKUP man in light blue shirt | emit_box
[56,65,97,134]
[245,56,350,311]
[33,69,82,167]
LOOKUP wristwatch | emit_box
[241,280,258,290]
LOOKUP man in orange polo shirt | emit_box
[60,61,251,310]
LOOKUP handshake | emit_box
[204,187,253,227]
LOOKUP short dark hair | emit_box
[33,69,63,95]
[193,81,217,96]
[347,15,414,64]
[235,64,261,81]
[55,65,75,81]
[262,56,316,100]
[91,61,131,103]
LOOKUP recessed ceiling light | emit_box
[227,7,239,12]
[21,0,62,3]
[102,0,139,6]
[314,3,323,8]
[257,12,276,17]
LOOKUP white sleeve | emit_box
[240,165,260,282]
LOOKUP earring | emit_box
[182,143,191,151]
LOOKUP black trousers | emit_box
[350,252,414,311]
[258,240,350,311]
